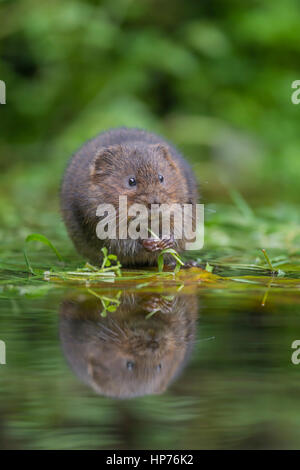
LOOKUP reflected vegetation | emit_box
[59,292,198,398]
[1,281,300,449]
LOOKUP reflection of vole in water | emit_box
[59,292,198,398]
[60,128,198,267]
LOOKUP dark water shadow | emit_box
[59,291,199,398]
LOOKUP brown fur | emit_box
[60,127,198,266]
[59,292,198,398]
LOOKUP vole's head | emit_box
[59,293,198,398]
[90,143,190,210]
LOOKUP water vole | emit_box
[60,127,198,267]
[59,292,198,398]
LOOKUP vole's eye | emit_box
[128,177,136,187]
[158,174,164,183]
[126,361,134,370]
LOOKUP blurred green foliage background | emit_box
[1,0,300,226]
[0,0,300,262]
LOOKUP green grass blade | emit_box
[25,233,63,262]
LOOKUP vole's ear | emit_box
[150,143,179,173]
[87,354,107,394]
[90,145,122,180]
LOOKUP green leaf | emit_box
[23,233,63,274]
[174,262,181,274]
[23,248,35,275]
[157,247,184,273]
[157,254,164,272]
[25,233,63,262]
[205,262,213,273]
[107,305,117,312]
[101,247,108,257]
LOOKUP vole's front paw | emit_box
[141,237,174,253]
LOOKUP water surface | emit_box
[0,272,300,450]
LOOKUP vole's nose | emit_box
[147,197,160,209]
[147,328,156,339]
[147,340,159,351]
[145,329,159,350]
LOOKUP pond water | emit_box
[0,268,300,450]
